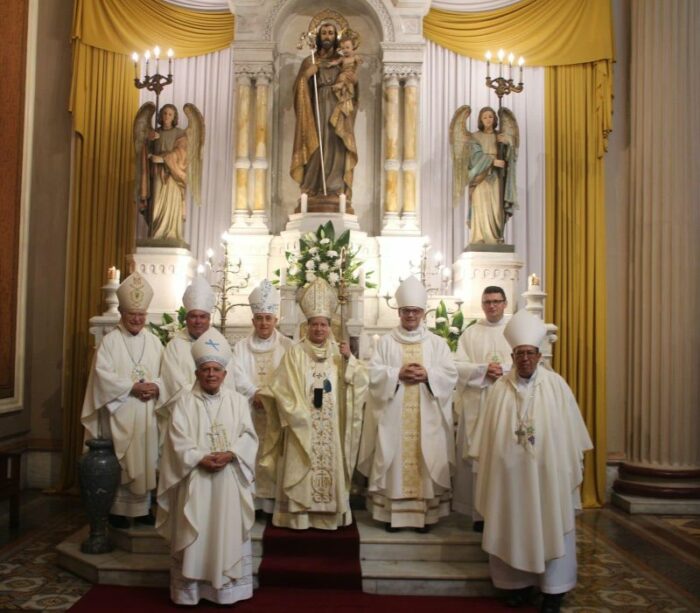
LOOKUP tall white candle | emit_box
[300,193,308,214]
[280,266,287,286]
[372,333,380,352]
[358,267,365,287]
[339,194,346,214]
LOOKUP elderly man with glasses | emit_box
[454,286,513,531]
[469,310,593,613]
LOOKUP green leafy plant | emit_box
[277,221,376,289]
[429,300,475,352]
[148,306,187,346]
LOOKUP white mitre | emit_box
[182,274,216,313]
[117,272,153,311]
[191,327,232,368]
[249,279,280,315]
[503,309,547,349]
[299,277,337,320]
[395,275,428,310]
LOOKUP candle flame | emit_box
[167,48,174,58]
[485,50,492,61]
[131,52,139,63]
[497,49,505,62]
[144,50,151,60]
[153,46,161,59]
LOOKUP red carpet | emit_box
[258,519,362,590]
[69,585,537,612]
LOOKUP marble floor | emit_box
[1,491,699,611]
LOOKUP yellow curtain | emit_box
[545,61,611,507]
[423,0,613,507]
[424,0,613,65]
[60,0,234,491]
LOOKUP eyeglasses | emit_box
[513,350,540,359]
[482,300,506,306]
[399,308,423,316]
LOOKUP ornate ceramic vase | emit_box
[79,438,120,554]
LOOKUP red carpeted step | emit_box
[258,520,362,590]
[258,555,362,590]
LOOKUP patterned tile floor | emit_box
[0,492,698,611]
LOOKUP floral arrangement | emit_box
[148,306,187,346]
[429,300,475,352]
[279,221,376,289]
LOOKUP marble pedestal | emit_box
[127,247,196,316]
[452,250,525,318]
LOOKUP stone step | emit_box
[58,511,492,596]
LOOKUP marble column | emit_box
[233,73,252,217]
[401,71,419,232]
[252,73,270,215]
[611,0,700,513]
[382,72,400,231]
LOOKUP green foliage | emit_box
[148,306,187,346]
[428,300,475,352]
[279,221,376,289]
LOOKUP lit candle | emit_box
[358,267,366,287]
[167,48,174,75]
[115,268,121,283]
[144,50,151,76]
[528,273,540,289]
[339,194,346,214]
[497,49,505,77]
[154,46,160,73]
[485,50,491,78]
[518,56,524,83]
[300,193,308,214]
[508,53,514,81]
[372,333,380,352]
[131,53,139,80]
[442,266,451,280]
[280,266,287,286]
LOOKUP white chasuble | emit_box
[470,367,593,575]
[359,326,458,528]
[263,339,368,530]
[157,384,258,605]
[231,330,292,509]
[81,324,163,516]
[453,318,512,516]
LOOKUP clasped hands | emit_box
[486,362,504,381]
[199,451,236,473]
[399,362,428,385]
[131,381,159,402]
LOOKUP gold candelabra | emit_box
[206,233,251,331]
[132,46,174,120]
[484,49,524,108]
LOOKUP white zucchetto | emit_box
[394,275,428,310]
[182,275,216,314]
[248,279,280,315]
[503,309,547,350]
[117,272,153,311]
[191,327,232,368]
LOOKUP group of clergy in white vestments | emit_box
[80,269,592,612]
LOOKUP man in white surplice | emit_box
[81,272,162,528]
[453,285,512,529]
[157,327,257,606]
[470,310,593,613]
[159,275,235,418]
[231,279,292,513]
[359,276,458,532]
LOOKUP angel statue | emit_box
[450,105,519,245]
[134,102,204,242]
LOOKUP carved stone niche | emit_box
[229,0,431,237]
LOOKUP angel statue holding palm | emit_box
[133,102,204,242]
[450,105,519,246]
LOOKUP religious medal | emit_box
[131,364,148,383]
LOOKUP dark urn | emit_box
[79,438,121,554]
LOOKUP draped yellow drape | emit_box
[60,0,233,490]
[424,0,613,507]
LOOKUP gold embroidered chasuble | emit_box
[262,338,368,530]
